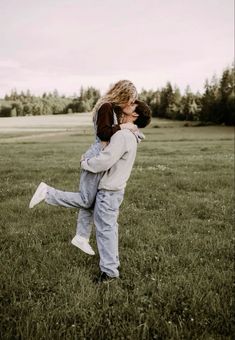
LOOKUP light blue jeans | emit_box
[94,189,124,277]
[45,141,104,239]
[75,141,104,239]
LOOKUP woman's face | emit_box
[120,99,137,115]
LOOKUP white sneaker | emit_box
[29,182,48,208]
[71,235,95,255]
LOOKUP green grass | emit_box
[0,120,234,339]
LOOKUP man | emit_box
[80,101,151,282]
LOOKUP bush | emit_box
[0,104,12,117]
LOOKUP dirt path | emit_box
[0,113,92,131]
[0,130,91,143]
[0,113,93,142]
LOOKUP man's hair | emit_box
[134,100,152,128]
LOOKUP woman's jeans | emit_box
[45,141,104,239]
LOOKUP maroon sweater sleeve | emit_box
[96,103,121,141]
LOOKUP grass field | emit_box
[0,117,234,339]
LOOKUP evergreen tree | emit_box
[159,82,174,118]
[139,89,160,117]
[200,79,218,123]
[180,86,200,121]
[12,101,23,116]
[168,86,182,120]
[218,67,234,125]
[23,103,32,116]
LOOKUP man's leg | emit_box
[94,189,124,278]
[115,222,120,268]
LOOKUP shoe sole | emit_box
[29,182,47,208]
[71,239,95,256]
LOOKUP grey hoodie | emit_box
[81,129,141,191]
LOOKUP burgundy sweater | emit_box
[96,103,121,141]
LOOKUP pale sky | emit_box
[0,0,234,97]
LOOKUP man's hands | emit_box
[120,122,138,132]
[80,154,85,163]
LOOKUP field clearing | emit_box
[0,116,234,339]
[0,113,93,142]
[0,113,93,131]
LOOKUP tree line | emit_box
[138,65,234,125]
[0,65,234,125]
[0,87,100,118]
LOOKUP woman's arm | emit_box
[96,103,121,141]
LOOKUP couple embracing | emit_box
[29,80,151,283]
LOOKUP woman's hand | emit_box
[120,122,138,132]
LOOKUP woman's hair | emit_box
[92,80,138,114]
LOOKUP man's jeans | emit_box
[94,189,124,278]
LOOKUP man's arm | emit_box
[81,131,127,173]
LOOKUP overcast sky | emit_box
[0,0,233,97]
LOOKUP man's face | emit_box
[122,111,139,124]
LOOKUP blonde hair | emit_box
[92,80,138,115]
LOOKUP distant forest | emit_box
[0,65,234,125]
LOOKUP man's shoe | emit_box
[29,182,48,208]
[71,235,95,255]
[94,271,118,284]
